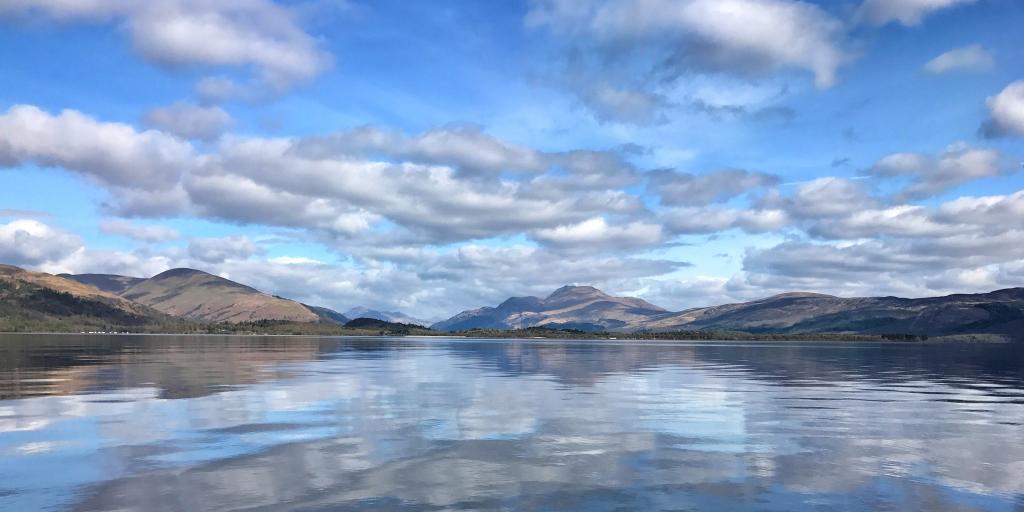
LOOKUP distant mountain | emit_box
[432,285,669,332]
[639,289,1024,338]
[117,268,321,323]
[0,264,162,330]
[18,263,1024,340]
[58,273,144,294]
[434,285,1024,340]
[64,269,348,324]
[343,307,430,327]
[303,304,349,325]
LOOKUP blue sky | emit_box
[0,0,1022,319]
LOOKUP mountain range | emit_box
[432,285,1024,340]
[63,269,332,324]
[1,262,1022,340]
[432,285,668,332]
[342,307,431,327]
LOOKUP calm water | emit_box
[1,335,1023,511]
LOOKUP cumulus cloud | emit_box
[0,104,194,189]
[662,207,788,234]
[770,177,878,219]
[744,231,1024,286]
[806,205,961,240]
[0,0,330,94]
[295,125,548,177]
[923,44,994,74]
[648,168,779,206]
[191,137,630,242]
[0,219,82,267]
[188,235,261,263]
[528,0,849,89]
[934,190,1024,225]
[99,219,181,243]
[856,0,977,27]
[143,102,232,141]
[532,218,664,252]
[0,105,643,243]
[726,183,1024,300]
[868,143,1010,200]
[553,150,640,189]
[981,81,1024,138]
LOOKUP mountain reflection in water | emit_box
[0,334,1022,511]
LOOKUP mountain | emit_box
[64,269,350,324]
[434,285,1024,340]
[117,268,322,323]
[343,307,429,327]
[639,289,1024,338]
[57,273,144,294]
[0,264,162,330]
[17,264,1024,339]
[303,305,350,325]
[432,285,669,332]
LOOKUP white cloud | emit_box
[0,219,82,267]
[781,178,877,218]
[99,219,181,243]
[856,0,977,26]
[868,143,1010,200]
[143,102,232,141]
[188,235,261,263]
[935,190,1024,225]
[532,218,663,252]
[0,104,194,189]
[0,0,330,94]
[981,81,1024,138]
[528,0,849,88]
[0,105,641,243]
[648,168,779,206]
[923,44,994,74]
[663,207,788,234]
[807,205,951,239]
[296,125,549,176]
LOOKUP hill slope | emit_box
[119,268,320,323]
[343,307,429,327]
[640,289,1024,338]
[59,273,144,294]
[433,285,668,332]
[0,264,162,330]
[435,285,1024,339]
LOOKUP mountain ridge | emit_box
[0,264,165,330]
[432,285,669,332]
[342,307,430,327]
[434,284,1024,340]
[15,263,1024,340]
[61,268,346,324]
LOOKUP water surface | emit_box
[1,334,1023,511]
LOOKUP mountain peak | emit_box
[151,268,210,280]
[545,285,609,302]
[120,268,317,323]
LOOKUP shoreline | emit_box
[0,331,1011,343]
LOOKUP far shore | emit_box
[0,330,1012,344]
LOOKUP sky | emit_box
[0,0,1022,320]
